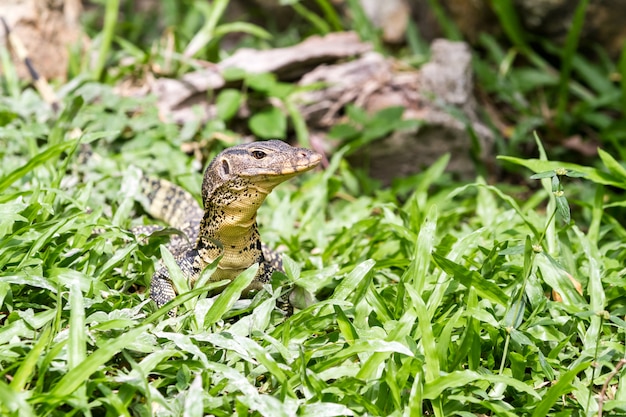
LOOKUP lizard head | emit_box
[203,140,322,205]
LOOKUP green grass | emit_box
[2,1,626,415]
[2,86,626,415]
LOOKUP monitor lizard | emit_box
[140,140,322,311]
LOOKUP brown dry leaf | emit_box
[552,272,584,302]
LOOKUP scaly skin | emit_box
[143,140,322,310]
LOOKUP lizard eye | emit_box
[251,150,266,159]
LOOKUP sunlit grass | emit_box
[1,83,625,415]
[1,1,626,415]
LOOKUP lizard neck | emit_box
[196,181,270,271]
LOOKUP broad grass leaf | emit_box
[10,325,52,391]
[228,295,276,336]
[0,379,35,415]
[133,349,182,375]
[203,263,258,326]
[572,227,604,310]
[96,242,138,277]
[490,0,529,54]
[196,332,251,359]
[154,332,209,367]
[228,333,288,384]
[511,68,558,92]
[47,325,148,400]
[427,227,486,314]
[0,198,28,235]
[0,310,56,345]
[244,72,278,93]
[334,305,359,344]
[572,54,615,95]
[344,339,414,361]
[204,361,290,417]
[556,194,571,223]
[536,254,585,306]
[538,350,555,381]
[215,89,242,121]
[249,107,287,139]
[281,253,301,282]
[449,183,540,238]
[0,141,76,193]
[299,402,355,417]
[183,374,204,417]
[160,245,189,295]
[331,259,375,302]
[555,0,589,121]
[423,370,540,400]
[68,278,87,370]
[183,0,228,57]
[356,307,416,380]
[530,171,556,179]
[90,318,136,331]
[18,217,78,269]
[143,287,217,324]
[0,274,57,292]
[213,22,271,40]
[364,283,393,323]
[48,96,84,145]
[598,148,626,180]
[193,256,221,290]
[407,205,436,293]
[499,155,625,188]
[281,299,347,341]
[406,372,424,417]
[95,383,130,416]
[437,308,464,371]
[531,362,590,417]
[431,253,508,305]
[410,286,439,383]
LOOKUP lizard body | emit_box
[143,140,321,309]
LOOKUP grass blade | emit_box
[184,0,229,57]
[203,263,258,326]
[46,325,148,400]
[620,41,626,115]
[68,276,87,370]
[10,326,53,391]
[432,253,508,305]
[94,0,120,80]
[424,370,541,400]
[314,0,343,31]
[407,205,437,293]
[0,380,34,415]
[344,0,382,51]
[531,362,590,417]
[556,0,590,125]
[331,259,375,301]
[0,141,75,193]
